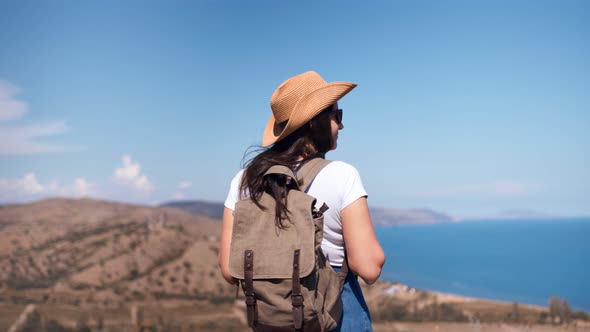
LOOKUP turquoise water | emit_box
[376,218,590,312]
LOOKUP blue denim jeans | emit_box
[332,266,373,332]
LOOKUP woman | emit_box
[219,70,385,331]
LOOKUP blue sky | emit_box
[0,1,588,218]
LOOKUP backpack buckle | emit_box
[245,294,258,327]
[291,293,304,307]
[246,294,257,306]
[292,293,304,329]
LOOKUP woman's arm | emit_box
[341,197,385,284]
[218,207,237,285]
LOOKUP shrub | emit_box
[538,311,548,324]
[572,311,590,321]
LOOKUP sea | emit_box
[375,218,590,312]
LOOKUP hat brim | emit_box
[262,82,357,147]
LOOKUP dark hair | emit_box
[240,106,335,228]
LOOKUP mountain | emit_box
[370,207,455,226]
[455,209,565,222]
[161,199,455,226]
[160,200,224,220]
[484,209,557,220]
[0,197,234,305]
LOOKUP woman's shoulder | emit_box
[231,168,245,183]
[324,160,362,176]
[233,162,360,180]
[317,160,364,185]
[228,169,245,192]
[225,169,246,210]
[315,160,368,205]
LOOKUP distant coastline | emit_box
[0,197,588,331]
[162,199,590,311]
[376,219,590,312]
[160,199,590,226]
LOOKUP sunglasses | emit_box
[329,108,343,125]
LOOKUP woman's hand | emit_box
[341,197,386,284]
[218,207,237,285]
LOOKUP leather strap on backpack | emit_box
[291,249,304,329]
[295,158,332,192]
[244,250,257,327]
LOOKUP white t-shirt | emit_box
[224,161,368,267]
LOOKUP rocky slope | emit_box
[0,198,233,306]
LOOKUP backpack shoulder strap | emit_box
[296,158,332,192]
[264,165,300,190]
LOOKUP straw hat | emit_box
[262,71,357,147]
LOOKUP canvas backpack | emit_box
[229,158,348,331]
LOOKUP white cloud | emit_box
[113,155,154,194]
[0,80,28,122]
[177,181,192,190]
[21,172,48,194]
[72,178,95,197]
[0,121,86,155]
[0,173,94,200]
[0,173,47,196]
[0,79,85,155]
